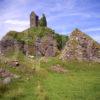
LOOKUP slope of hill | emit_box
[0,19,100,100]
[0,56,100,100]
[0,27,68,57]
[60,29,100,62]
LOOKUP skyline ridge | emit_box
[0,0,100,43]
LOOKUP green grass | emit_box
[43,71,100,100]
[4,27,55,44]
[3,27,68,50]
[0,57,100,100]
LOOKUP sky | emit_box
[0,0,100,42]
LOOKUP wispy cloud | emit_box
[4,20,29,26]
[92,35,100,43]
[0,0,100,42]
[83,27,100,43]
[84,27,100,32]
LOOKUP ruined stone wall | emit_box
[30,11,39,27]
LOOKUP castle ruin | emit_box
[30,11,39,27]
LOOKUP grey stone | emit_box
[8,60,19,67]
[3,77,12,84]
[34,35,58,57]
[60,29,100,62]
[30,11,39,27]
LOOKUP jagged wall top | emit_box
[30,11,39,27]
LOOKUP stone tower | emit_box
[30,11,39,27]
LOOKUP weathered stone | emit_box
[13,75,20,79]
[50,64,67,73]
[8,60,19,67]
[0,68,13,78]
[30,11,39,27]
[3,77,11,84]
[0,68,19,84]
[0,39,15,54]
[34,34,58,57]
[60,29,100,62]
[0,40,24,55]
[0,34,58,57]
[23,44,35,56]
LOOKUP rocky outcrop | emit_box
[0,39,24,55]
[0,68,20,84]
[34,34,58,57]
[1,27,100,61]
[60,29,100,62]
[19,34,58,57]
[0,34,58,57]
[50,64,67,73]
[0,40,14,54]
[8,60,19,67]
[0,68,14,79]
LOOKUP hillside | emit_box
[0,27,68,57]
[0,11,100,100]
[60,29,100,62]
[0,55,100,100]
[0,27,100,100]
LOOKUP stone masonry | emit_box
[30,11,39,27]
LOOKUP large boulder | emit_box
[0,33,58,57]
[60,29,100,62]
[0,40,24,55]
[8,60,19,67]
[0,68,20,84]
[0,68,13,78]
[50,64,67,73]
[34,34,58,57]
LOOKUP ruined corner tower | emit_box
[30,11,39,28]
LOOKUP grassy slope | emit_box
[0,28,99,100]
[0,56,100,100]
[2,27,68,50]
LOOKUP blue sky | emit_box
[0,0,100,42]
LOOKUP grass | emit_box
[0,57,100,100]
[43,71,100,100]
[3,27,68,50]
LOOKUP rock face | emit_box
[22,34,58,57]
[8,60,19,67]
[34,34,58,57]
[0,34,58,57]
[0,39,24,55]
[0,68,13,78]
[0,39,15,54]
[50,64,67,73]
[60,29,100,62]
[0,68,20,84]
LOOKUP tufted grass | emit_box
[0,57,100,100]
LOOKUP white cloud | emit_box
[83,27,100,43]
[84,27,100,32]
[0,19,29,40]
[4,20,29,26]
[90,35,100,43]
[48,0,76,12]
[0,23,29,40]
[0,0,100,43]
[68,13,91,18]
[3,19,29,33]
[7,24,29,32]
[47,12,91,22]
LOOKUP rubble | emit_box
[60,29,100,62]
